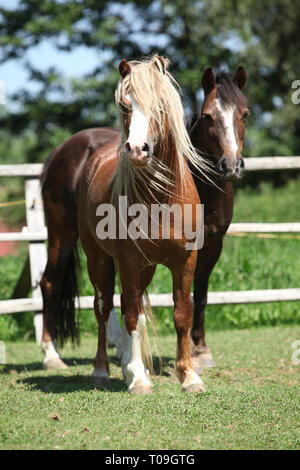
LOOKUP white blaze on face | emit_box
[215,98,238,157]
[126,94,149,149]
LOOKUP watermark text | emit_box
[95,197,204,250]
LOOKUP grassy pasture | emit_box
[0,175,299,449]
[0,326,299,450]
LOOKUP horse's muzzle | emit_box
[123,142,152,168]
[218,156,245,181]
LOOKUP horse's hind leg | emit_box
[106,257,122,359]
[40,228,78,370]
[171,255,206,394]
[86,251,115,388]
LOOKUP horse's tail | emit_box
[141,291,162,376]
[55,242,81,347]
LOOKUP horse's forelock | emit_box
[216,70,247,110]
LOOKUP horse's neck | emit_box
[189,118,231,206]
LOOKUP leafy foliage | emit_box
[0,0,300,165]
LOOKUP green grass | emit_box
[233,178,300,223]
[0,326,299,449]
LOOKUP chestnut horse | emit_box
[76,54,210,393]
[39,65,248,375]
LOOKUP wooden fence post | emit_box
[24,178,47,344]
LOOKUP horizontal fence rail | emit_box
[244,156,300,171]
[1,157,300,178]
[0,163,43,177]
[1,222,300,243]
[1,288,300,314]
[227,223,300,233]
[0,229,48,242]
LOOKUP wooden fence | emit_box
[1,157,300,343]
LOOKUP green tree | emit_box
[0,0,299,163]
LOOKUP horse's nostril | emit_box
[221,159,227,171]
[125,142,131,153]
[239,158,245,169]
[142,143,149,152]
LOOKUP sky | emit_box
[0,0,101,108]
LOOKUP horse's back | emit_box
[41,127,121,195]
[40,127,121,239]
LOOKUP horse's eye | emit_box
[202,113,213,122]
[241,112,249,123]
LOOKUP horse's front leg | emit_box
[120,266,153,394]
[171,253,206,393]
[190,235,223,372]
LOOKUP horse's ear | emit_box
[119,59,131,78]
[233,66,247,90]
[202,67,216,95]
[154,55,170,74]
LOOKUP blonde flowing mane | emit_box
[113,54,211,205]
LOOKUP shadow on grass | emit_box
[1,355,175,377]
[17,358,176,393]
[18,375,128,393]
[152,356,174,376]
[0,356,117,373]
[1,362,43,374]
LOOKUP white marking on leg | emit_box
[187,370,204,385]
[181,368,205,391]
[106,308,123,359]
[95,284,104,316]
[215,98,237,156]
[42,340,61,365]
[121,314,152,390]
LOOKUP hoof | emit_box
[130,384,152,395]
[129,378,152,395]
[92,375,110,388]
[191,348,216,370]
[197,354,216,369]
[182,382,206,394]
[43,357,68,370]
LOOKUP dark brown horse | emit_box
[188,66,248,371]
[40,127,122,368]
[39,65,248,376]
